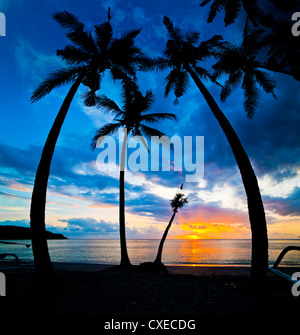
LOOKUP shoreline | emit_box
[2,261,299,278]
[50,262,299,277]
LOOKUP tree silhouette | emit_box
[29,9,144,288]
[141,16,271,288]
[154,193,188,264]
[213,20,276,118]
[91,82,176,266]
[200,0,300,81]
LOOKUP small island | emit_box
[0,225,67,240]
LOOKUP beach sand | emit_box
[1,262,300,317]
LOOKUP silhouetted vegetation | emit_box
[91,81,176,266]
[154,192,188,264]
[29,9,146,289]
[27,2,300,292]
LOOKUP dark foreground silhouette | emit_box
[1,266,300,316]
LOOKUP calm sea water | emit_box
[1,239,300,266]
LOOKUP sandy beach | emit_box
[1,262,300,317]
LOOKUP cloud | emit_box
[0,219,30,227]
[15,38,63,85]
[264,187,300,217]
[59,217,119,234]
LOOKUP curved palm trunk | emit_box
[30,74,83,289]
[119,130,131,266]
[154,211,177,264]
[187,66,268,288]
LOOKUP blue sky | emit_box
[0,0,299,239]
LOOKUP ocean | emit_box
[1,239,300,266]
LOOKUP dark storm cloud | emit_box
[264,187,300,217]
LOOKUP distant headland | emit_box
[0,225,68,240]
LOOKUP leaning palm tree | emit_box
[29,9,144,287]
[154,193,188,264]
[141,16,274,288]
[91,82,176,266]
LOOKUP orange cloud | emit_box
[173,206,250,239]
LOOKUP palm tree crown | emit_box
[170,193,188,213]
[141,16,223,103]
[31,9,145,106]
[213,21,276,118]
[91,82,177,149]
[199,0,266,27]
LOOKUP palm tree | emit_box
[91,82,177,266]
[200,0,300,81]
[29,9,144,287]
[141,16,272,288]
[154,193,188,264]
[199,0,272,27]
[213,21,276,118]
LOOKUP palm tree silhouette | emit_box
[91,82,176,266]
[154,193,188,264]
[142,16,270,287]
[213,20,276,118]
[199,0,265,27]
[200,1,300,81]
[29,9,144,287]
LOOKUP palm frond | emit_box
[30,66,83,102]
[53,11,96,53]
[91,122,120,150]
[242,20,264,56]
[163,16,184,48]
[164,68,189,99]
[200,0,212,6]
[94,21,113,54]
[66,30,97,54]
[220,70,243,101]
[196,34,224,59]
[242,72,258,118]
[139,57,170,72]
[212,45,243,77]
[174,70,190,98]
[141,112,177,123]
[206,0,226,24]
[56,45,90,65]
[95,95,123,114]
[254,69,276,98]
[82,65,101,92]
[109,30,143,75]
[224,0,242,26]
[140,124,174,149]
[53,11,84,30]
[185,32,200,45]
[140,124,167,139]
[82,89,97,107]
